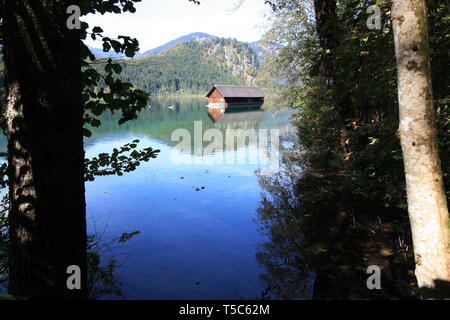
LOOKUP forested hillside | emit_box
[141,32,216,57]
[91,37,262,96]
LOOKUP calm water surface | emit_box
[1,96,297,299]
[86,97,296,299]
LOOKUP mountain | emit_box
[90,37,261,96]
[87,32,267,62]
[141,32,216,57]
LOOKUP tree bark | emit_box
[313,0,348,154]
[2,0,87,299]
[392,0,449,298]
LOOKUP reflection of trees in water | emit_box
[256,139,315,299]
[0,195,134,300]
[86,218,140,300]
[256,139,418,299]
[86,97,294,150]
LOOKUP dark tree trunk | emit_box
[2,0,87,299]
[313,0,348,153]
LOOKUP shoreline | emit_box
[150,91,281,99]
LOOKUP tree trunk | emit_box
[392,0,449,298]
[313,0,348,154]
[2,0,87,299]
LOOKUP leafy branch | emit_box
[84,140,160,182]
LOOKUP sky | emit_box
[82,0,270,53]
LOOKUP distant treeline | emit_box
[89,38,263,96]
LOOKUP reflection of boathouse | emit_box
[206,85,265,121]
[214,110,265,126]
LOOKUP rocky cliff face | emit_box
[200,38,259,85]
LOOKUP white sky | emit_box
[82,0,270,52]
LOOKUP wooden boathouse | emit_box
[206,85,265,106]
[206,85,265,121]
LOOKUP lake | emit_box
[84,96,297,299]
[0,96,298,299]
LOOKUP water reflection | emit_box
[256,140,315,299]
[207,102,264,123]
[87,97,286,147]
[83,97,297,299]
[0,95,421,299]
[255,138,418,299]
[213,109,265,126]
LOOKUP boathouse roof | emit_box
[206,85,265,98]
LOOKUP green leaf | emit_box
[118,231,141,243]
[91,103,103,116]
[102,42,111,52]
[91,118,101,127]
[110,40,121,53]
[92,26,103,33]
[112,64,122,74]
[83,128,92,137]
